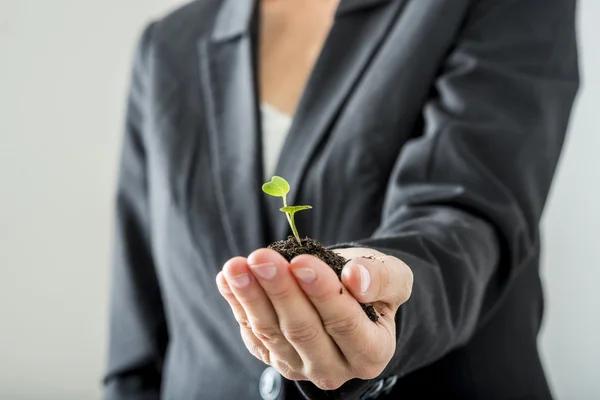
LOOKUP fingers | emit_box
[221,257,303,374]
[247,249,347,382]
[341,254,413,310]
[289,255,392,376]
[216,265,250,327]
[216,266,271,365]
[217,250,402,389]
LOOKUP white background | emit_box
[0,1,598,399]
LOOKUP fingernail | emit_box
[216,272,232,293]
[229,273,250,288]
[292,267,316,283]
[218,283,232,294]
[357,264,370,294]
[250,262,277,280]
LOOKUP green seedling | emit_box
[262,176,312,246]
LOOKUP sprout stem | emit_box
[289,214,302,246]
[283,195,302,245]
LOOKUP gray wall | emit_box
[539,1,600,398]
[0,1,172,399]
[0,1,597,399]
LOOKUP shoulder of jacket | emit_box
[147,0,221,50]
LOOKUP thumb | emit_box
[341,255,413,309]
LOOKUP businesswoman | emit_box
[104,0,579,399]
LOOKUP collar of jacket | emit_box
[211,0,392,41]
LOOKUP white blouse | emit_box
[260,103,293,180]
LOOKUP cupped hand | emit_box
[215,247,413,390]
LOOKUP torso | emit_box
[129,1,551,398]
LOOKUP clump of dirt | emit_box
[268,236,378,323]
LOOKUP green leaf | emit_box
[261,176,312,245]
[280,205,312,214]
[262,176,290,198]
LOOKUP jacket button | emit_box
[259,366,282,400]
[360,379,384,399]
[382,376,398,395]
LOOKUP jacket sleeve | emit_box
[296,0,579,398]
[103,22,169,400]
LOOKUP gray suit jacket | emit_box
[104,0,579,399]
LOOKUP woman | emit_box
[104,0,579,399]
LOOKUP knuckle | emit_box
[241,294,267,309]
[311,375,346,391]
[324,313,362,338]
[282,322,321,346]
[266,286,295,303]
[278,368,304,382]
[256,347,271,365]
[348,334,395,371]
[241,330,271,365]
[310,288,337,304]
[252,323,285,346]
[235,315,252,329]
[272,359,303,381]
[353,363,385,380]
[364,336,396,366]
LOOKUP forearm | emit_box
[345,206,500,376]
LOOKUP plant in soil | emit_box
[262,176,378,322]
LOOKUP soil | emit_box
[268,236,378,323]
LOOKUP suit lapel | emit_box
[272,0,407,240]
[337,0,392,15]
[198,0,266,256]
